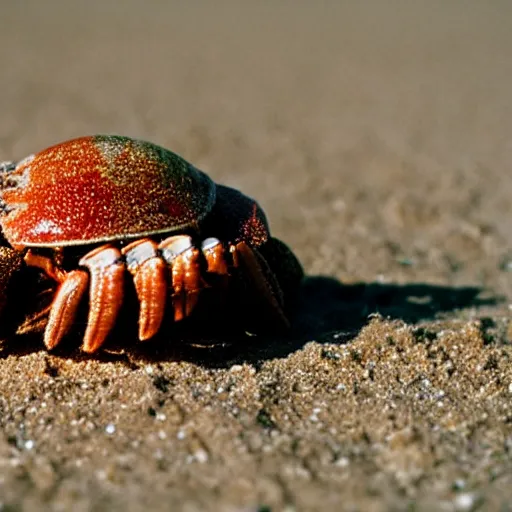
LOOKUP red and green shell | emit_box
[0,135,216,248]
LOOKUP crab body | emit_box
[0,136,303,352]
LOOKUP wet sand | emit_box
[0,2,511,510]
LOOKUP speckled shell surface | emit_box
[0,136,216,248]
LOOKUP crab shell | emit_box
[0,135,217,249]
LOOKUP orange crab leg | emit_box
[201,237,229,276]
[44,269,89,350]
[159,235,202,322]
[122,239,167,341]
[135,258,168,340]
[200,237,230,307]
[24,250,89,350]
[24,249,66,282]
[180,246,203,319]
[79,245,125,353]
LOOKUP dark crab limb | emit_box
[231,241,289,328]
[0,246,24,322]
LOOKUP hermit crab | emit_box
[0,135,303,353]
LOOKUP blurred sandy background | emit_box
[0,1,511,511]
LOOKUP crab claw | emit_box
[79,245,125,353]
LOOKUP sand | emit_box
[0,1,511,510]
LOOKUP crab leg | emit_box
[24,249,66,282]
[24,250,89,349]
[200,237,229,304]
[159,235,202,322]
[231,241,289,328]
[121,239,167,341]
[79,245,125,353]
[201,237,229,276]
[44,270,89,350]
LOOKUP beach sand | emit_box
[0,2,511,510]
